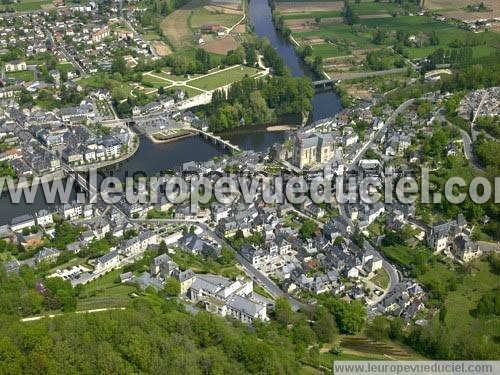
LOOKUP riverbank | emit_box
[74,131,140,173]
[149,130,196,144]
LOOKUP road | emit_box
[471,91,487,142]
[362,240,400,304]
[121,17,159,59]
[45,28,86,77]
[334,100,416,299]
[349,98,415,168]
[315,68,407,84]
[20,307,127,322]
[131,218,305,311]
[444,119,484,171]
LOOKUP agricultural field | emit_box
[277,1,343,14]
[280,0,500,75]
[161,0,203,49]
[425,0,500,21]
[189,6,243,29]
[161,0,245,51]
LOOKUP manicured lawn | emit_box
[165,85,206,97]
[370,268,389,289]
[142,74,170,88]
[6,70,34,81]
[188,65,261,91]
[182,85,206,97]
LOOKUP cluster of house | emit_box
[0,13,77,99]
[376,280,425,322]
[0,14,48,59]
[0,114,61,177]
[125,252,270,324]
[458,87,500,120]
[45,6,154,74]
[427,214,483,262]
[0,105,129,176]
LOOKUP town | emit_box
[0,0,499,372]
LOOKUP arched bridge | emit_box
[192,129,241,153]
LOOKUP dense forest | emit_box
[206,75,313,131]
[0,263,368,373]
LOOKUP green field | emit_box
[296,23,374,49]
[0,0,52,11]
[296,14,500,63]
[360,15,452,31]
[6,70,34,81]
[189,8,242,30]
[442,261,499,334]
[171,250,243,280]
[57,62,75,74]
[142,74,169,88]
[188,65,261,91]
[310,43,352,58]
[352,2,401,15]
[282,10,342,20]
[371,268,390,289]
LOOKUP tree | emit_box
[219,246,235,265]
[299,220,318,239]
[389,317,404,341]
[313,310,338,343]
[292,322,317,347]
[164,277,181,297]
[327,298,366,334]
[366,316,390,342]
[274,297,293,326]
[343,2,359,25]
[111,55,126,74]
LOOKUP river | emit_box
[0,0,342,224]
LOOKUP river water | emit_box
[0,0,342,224]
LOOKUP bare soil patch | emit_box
[201,36,239,54]
[152,41,172,56]
[426,0,500,20]
[161,0,204,49]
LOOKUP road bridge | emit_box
[193,129,241,153]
